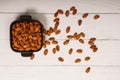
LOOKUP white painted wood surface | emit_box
[0,0,120,80]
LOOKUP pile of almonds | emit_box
[41,6,100,73]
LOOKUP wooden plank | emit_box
[0,14,120,40]
[0,66,120,80]
[0,0,120,13]
[0,40,120,65]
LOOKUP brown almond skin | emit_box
[72,9,77,15]
[76,49,83,53]
[54,12,58,17]
[53,26,58,32]
[66,26,70,33]
[30,54,35,60]
[70,6,75,11]
[85,56,90,61]
[75,58,81,63]
[55,22,59,27]
[86,67,90,73]
[78,19,82,26]
[93,47,98,52]
[44,40,50,45]
[73,32,77,39]
[90,45,96,49]
[55,30,61,35]
[56,45,60,51]
[52,41,58,44]
[42,43,46,48]
[65,10,69,17]
[79,39,84,44]
[68,48,73,55]
[82,13,89,18]
[90,38,96,42]
[57,9,64,14]
[80,32,85,38]
[58,57,64,62]
[53,48,56,54]
[94,15,100,20]
[49,37,55,41]
[88,41,94,46]
[44,49,48,55]
[53,18,60,22]
[63,39,69,45]
[67,35,73,39]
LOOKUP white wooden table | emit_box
[0,0,120,80]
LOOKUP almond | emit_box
[55,22,59,27]
[80,32,85,38]
[65,10,69,17]
[79,39,84,44]
[78,19,82,26]
[44,40,50,45]
[82,13,89,18]
[58,57,64,62]
[70,6,75,11]
[44,49,48,55]
[54,12,58,17]
[66,26,70,33]
[52,41,58,44]
[53,48,56,54]
[68,48,73,55]
[63,39,69,45]
[42,43,46,48]
[56,45,60,51]
[55,30,61,35]
[53,18,60,22]
[85,56,90,61]
[30,54,35,60]
[73,32,77,39]
[93,47,98,52]
[90,45,96,49]
[76,49,83,53]
[90,38,96,42]
[53,26,58,32]
[67,35,73,39]
[57,9,64,14]
[49,37,55,41]
[75,58,81,63]
[86,67,90,73]
[72,9,77,15]
[88,41,94,46]
[94,15,100,20]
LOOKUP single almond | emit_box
[80,32,85,38]
[30,54,35,60]
[72,9,77,15]
[49,37,55,41]
[75,58,81,63]
[94,15,100,20]
[73,32,77,39]
[79,39,84,44]
[56,45,60,51]
[57,9,64,14]
[63,39,69,45]
[82,13,89,18]
[70,6,75,11]
[78,19,82,26]
[53,18,60,22]
[68,48,73,55]
[55,22,59,27]
[54,12,58,17]
[93,47,98,52]
[53,26,58,32]
[88,41,94,46]
[67,35,73,39]
[75,34,80,40]
[76,49,83,53]
[58,57,64,62]
[44,40,50,45]
[53,48,56,54]
[90,38,96,42]
[44,49,48,55]
[85,56,90,61]
[66,26,70,33]
[90,45,96,49]
[55,30,61,35]
[52,41,58,44]
[86,67,90,73]
[65,10,69,17]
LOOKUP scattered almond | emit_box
[67,35,73,39]
[93,47,98,52]
[75,58,81,63]
[70,6,75,11]
[52,41,58,44]
[53,48,56,54]
[90,38,96,42]
[44,49,48,55]
[58,57,64,62]
[66,26,70,33]
[53,18,60,22]
[68,48,73,55]
[44,40,50,45]
[63,39,70,45]
[94,15,100,20]
[78,19,82,26]
[86,67,90,73]
[80,32,85,38]
[30,54,35,60]
[76,49,83,53]
[79,39,84,44]
[85,56,90,61]
[58,9,64,14]
[49,37,55,41]
[72,9,77,15]
[65,10,69,17]
[54,12,58,17]
[82,13,88,18]
[55,30,61,35]
[53,26,58,32]
[56,45,60,51]
[90,45,96,49]
[88,41,94,46]
[55,22,59,27]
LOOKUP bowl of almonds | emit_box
[10,15,44,57]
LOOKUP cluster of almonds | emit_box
[41,6,100,73]
[11,22,42,51]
